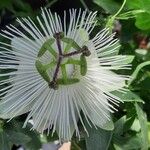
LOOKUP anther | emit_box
[49,81,59,90]
[82,46,91,57]
[53,32,64,39]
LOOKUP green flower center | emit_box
[35,32,91,90]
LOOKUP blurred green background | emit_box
[1,0,150,149]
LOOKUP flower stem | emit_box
[113,0,127,18]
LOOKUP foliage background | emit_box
[0,0,150,149]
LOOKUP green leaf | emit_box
[0,0,13,9]
[135,103,149,150]
[23,130,42,150]
[114,116,126,136]
[113,117,142,150]
[113,116,129,147]
[147,122,150,146]
[126,0,150,30]
[101,119,114,131]
[13,0,32,13]
[135,49,148,58]
[138,77,150,90]
[0,132,12,150]
[7,130,31,145]
[128,61,150,85]
[114,135,142,150]
[135,12,150,30]
[131,118,141,132]
[136,49,150,61]
[112,90,144,103]
[124,116,136,132]
[3,121,42,150]
[93,0,121,14]
[85,123,113,150]
[126,0,142,9]
[126,0,150,12]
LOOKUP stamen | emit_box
[82,46,91,56]
[62,49,82,57]
[36,32,91,90]
[53,32,64,55]
[49,80,58,90]
[53,57,62,81]
[62,45,91,57]
[50,32,64,89]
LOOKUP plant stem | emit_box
[113,0,127,18]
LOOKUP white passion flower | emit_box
[0,8,131,141]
